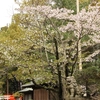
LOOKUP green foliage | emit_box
[15,0,47,6]
[13,92,22,98]
[54,0,90,12]
[54,0,76,12]
[75,64,100,87]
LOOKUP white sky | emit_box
[0,0,18,28]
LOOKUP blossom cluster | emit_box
[18,5,100,62]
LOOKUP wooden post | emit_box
[76,0,82,71]
[6,74,9,95]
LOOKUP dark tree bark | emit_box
[53,37,63,100]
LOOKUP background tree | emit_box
[0,15,24,94]
[0,0,100,99]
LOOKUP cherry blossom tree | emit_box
[16,4,100,100]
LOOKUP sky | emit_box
[0,0,18,28]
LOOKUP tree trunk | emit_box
[53,38,63,100]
